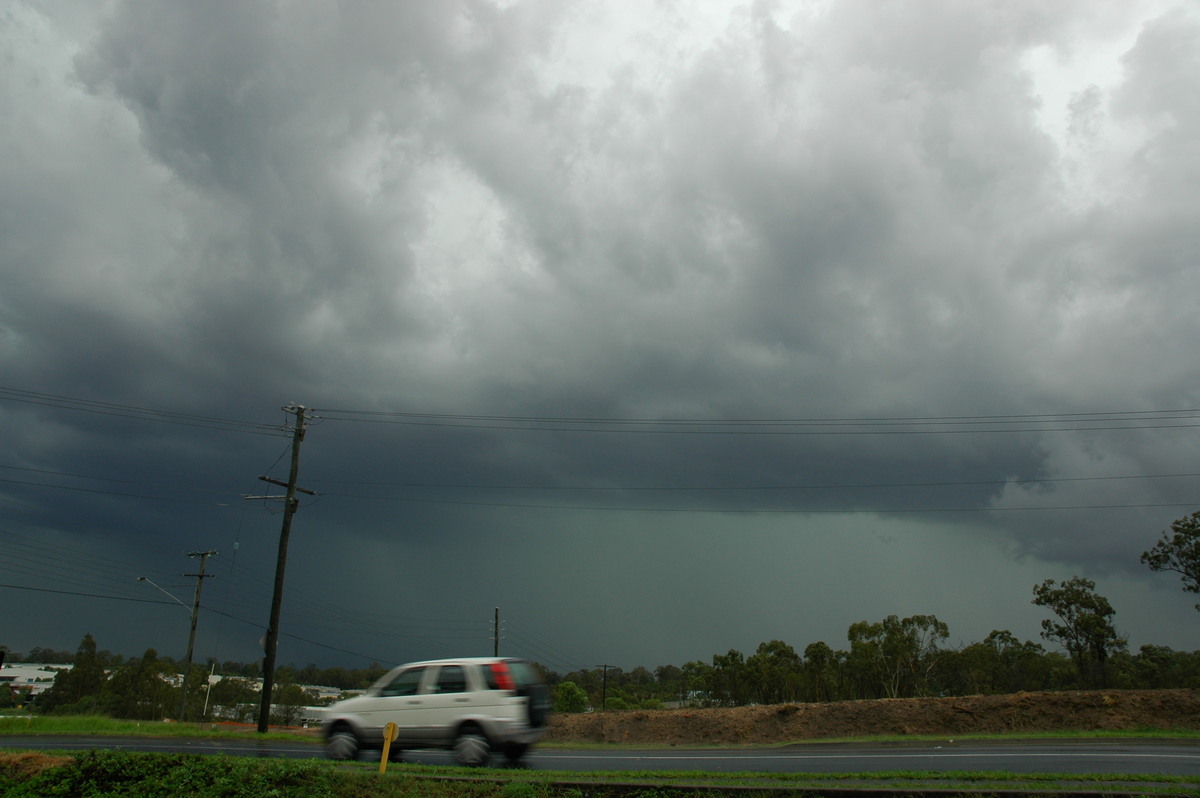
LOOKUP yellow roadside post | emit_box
[379,722,400,774]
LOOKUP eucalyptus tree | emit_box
[1032,576,1126,688]
[846,614,949,699]
[801,641,840,702]
[710,649,746,706]
[1142,510,1200,609]
[745,640,802,704]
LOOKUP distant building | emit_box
[0,663,69,698]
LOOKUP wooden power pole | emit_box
[178,549,217,722]
[255,404,315,734]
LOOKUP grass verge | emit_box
[0,714,317,741]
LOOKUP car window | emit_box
[507,660,540,688]
[484,657,542,686]
[379,666,425,697]
[484,659,541,690]
[433,665,467,694]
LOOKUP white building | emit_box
[0,663,69,697]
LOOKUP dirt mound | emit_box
[547,689,1200,746]
[0,752,74,778]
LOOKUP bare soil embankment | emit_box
[546,689,1200,746]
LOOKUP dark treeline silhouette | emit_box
[548,622,1200,712]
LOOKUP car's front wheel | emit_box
[452,726,491,767]
[326,726,362,761]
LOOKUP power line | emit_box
[0,582,398,667]
[10,459,1198,498]
[308,471,1200,493]
[0,464,244,497]
[294,492,1199,515]
[0,582,179,606]
[0,386,286,437]
[0,476,242,506]
[4,455,1194,514]
[311,405,1200,435]
[313,406,1200,424]
[5,383,1199,437]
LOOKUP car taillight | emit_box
[490,662,516,691]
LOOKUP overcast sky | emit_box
[3,0,1200,675]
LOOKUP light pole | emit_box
[138,549,216,722]
[179,550,216,721]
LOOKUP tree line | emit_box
[549,623,1199,713]
[1,634,362,725]
[8,510,1200,720]
[549,511,1200,712]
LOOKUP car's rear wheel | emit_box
[452,726,491,767]
[326,726,362,761]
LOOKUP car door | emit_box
[360,665,429,745]
[420,664,475,745]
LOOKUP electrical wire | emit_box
[0,386,286,437]
[0,524,512,669]
[311,405,1200,435]
[307,471,1200,493]
[285,492,1199,515]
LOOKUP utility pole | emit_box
[598,664,614,711]
[493,607,500,657]
[253,404,315,734]
[178,550,217,722]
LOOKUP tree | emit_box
[1032,577,1126,688]
[39,633,108,714]
[271,683,316,726]
[801,641,839,702]
[745,640,801,704]
[553,680,589,713]
[102,649,174,720]
[654,664,686,703]
[710,649,746,706]
[207,677,259,722]
[846,614,949,699]
[680,660,713,706]
[1142,511,1200,609]
[25,647,74,663]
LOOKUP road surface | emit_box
[3,736,1200,777]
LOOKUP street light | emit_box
[138,549,216,722]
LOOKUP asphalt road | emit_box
[525,740,1200,776]
[4,736,1200,777]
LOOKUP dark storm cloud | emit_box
[2,1,1199,669]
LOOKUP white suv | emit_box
[321,657,551,766]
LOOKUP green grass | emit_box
[0,714,317,741]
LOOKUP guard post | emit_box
[379,722,400,773]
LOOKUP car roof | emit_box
[394,657,523,668]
